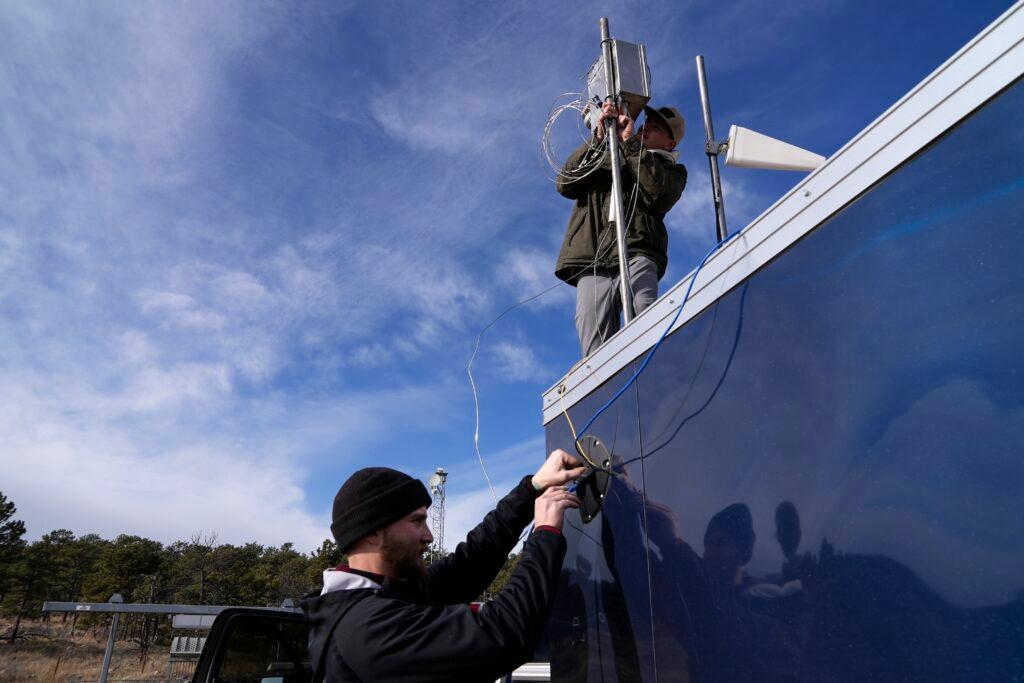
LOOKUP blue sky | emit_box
[0,0,1012,552]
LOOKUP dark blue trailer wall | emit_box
[544,58,1024,683]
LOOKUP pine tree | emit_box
[0,491,26,606]
[7,541,52,642]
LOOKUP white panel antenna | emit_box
[724,125,826,172]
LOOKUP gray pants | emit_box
[575,254,659,357]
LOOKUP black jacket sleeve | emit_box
[335,528,567,682]
[423,476,539,605]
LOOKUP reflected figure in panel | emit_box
[602,465,798,682]
[702,503,756,589]
[775,501,801,561]
[767,501,815,593]
[702,503,804,603]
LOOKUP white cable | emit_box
[468,282,564,503]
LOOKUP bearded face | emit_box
[379,506,432,580]
[381,529,427,579]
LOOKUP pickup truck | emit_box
[189,607,551,683]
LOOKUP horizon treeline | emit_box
[0,491,518,647]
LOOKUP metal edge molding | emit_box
[542,1,1024,425]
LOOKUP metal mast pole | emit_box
[600,17,636,322]
[696,55,728,242]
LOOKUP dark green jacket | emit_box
[554,136,687,285]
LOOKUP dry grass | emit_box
[0,618,178,682]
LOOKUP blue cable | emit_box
[575,230,741,441]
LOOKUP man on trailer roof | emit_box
[555,102,688,357]
[302,449,584,682]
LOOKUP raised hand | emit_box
[534,486,581,530]
[532,449,587,491]
[595,102,619,142]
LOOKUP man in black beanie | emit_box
[703,502,757,587]
[302,449,585,682]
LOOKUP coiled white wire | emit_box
[542,92,608,183]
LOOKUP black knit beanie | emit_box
[330,467,432,552]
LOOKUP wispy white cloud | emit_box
[347,343,392,368]
[0,375,320,548]
[0,357,453,549]
[0,0,479,542]
[497,248,572,308]
[490,342,549,382]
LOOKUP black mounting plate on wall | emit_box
[576,435,612,524]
